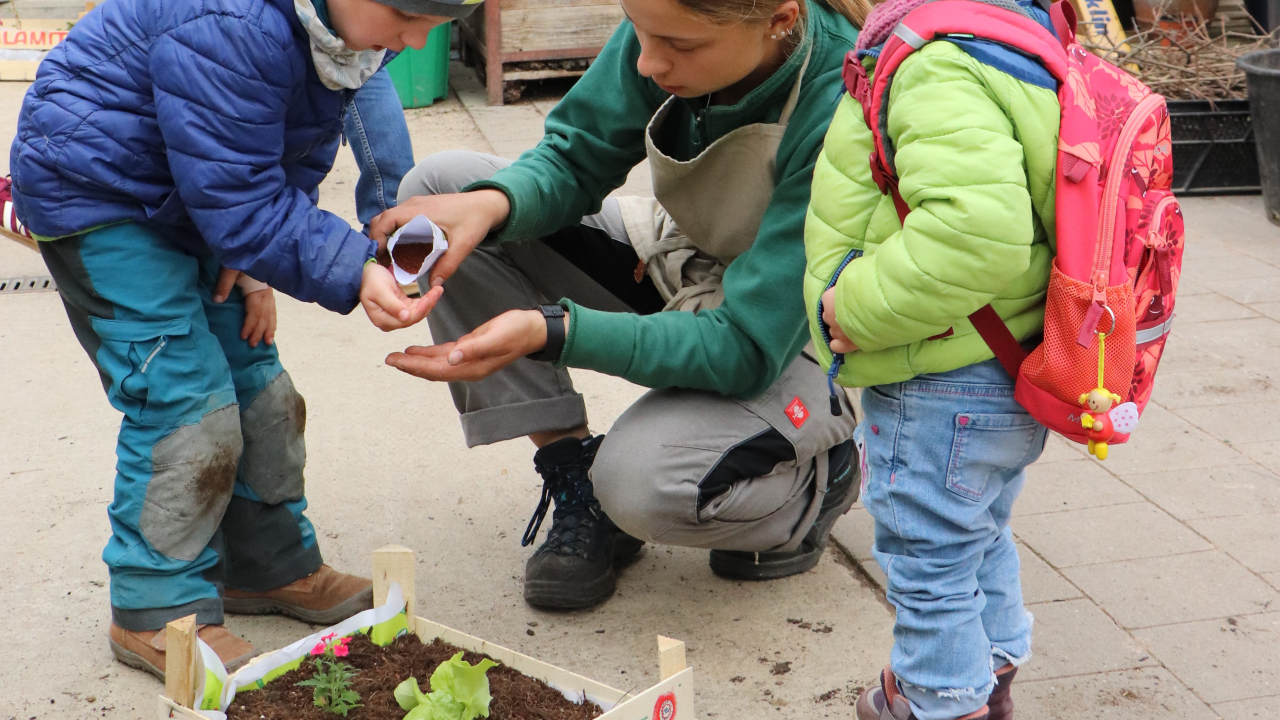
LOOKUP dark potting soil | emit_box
[392,242,434,274]
[226,633,603,720]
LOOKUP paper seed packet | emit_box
[388,215,448,285]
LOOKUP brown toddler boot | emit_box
[109,622,257,681]
[987,664,1018,720]
[855,666,990,720]
[223,564,374,625]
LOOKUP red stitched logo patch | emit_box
[785,396,808,428]
[653,692,677,720]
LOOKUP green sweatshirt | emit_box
[468,2,859,398]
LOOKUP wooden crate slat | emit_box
[499,7,624,53]
[159,547,696,718]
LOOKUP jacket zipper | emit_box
[817,248,863,416]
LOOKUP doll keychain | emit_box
[1078,306,1139,460]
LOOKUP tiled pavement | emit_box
[438,72,1280,717]
[2,53,1276,716]
[381,71,1280,719]
[832,195,1280,718]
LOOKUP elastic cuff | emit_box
[555,298,574,367]
[112,597,224,632]
[460,394,587,447]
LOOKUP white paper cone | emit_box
[388,215,448,285]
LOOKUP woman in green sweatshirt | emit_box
[374,0,866,609]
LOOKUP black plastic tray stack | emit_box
[1168,100,1261,196]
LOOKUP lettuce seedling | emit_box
[394,652,499,720]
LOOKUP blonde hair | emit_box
[675,0,871,29]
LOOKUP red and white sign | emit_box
[652,692,677,720]
[1,18,74,81]
[785,396,808,428]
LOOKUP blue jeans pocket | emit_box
[945,412,1042,502]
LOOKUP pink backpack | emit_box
[842,0,1184,452]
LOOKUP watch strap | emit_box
[526,304,566,362]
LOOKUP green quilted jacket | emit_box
[804,40,1061,388]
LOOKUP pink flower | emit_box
[321,633,337,643]
[333,642,349,658]
[310,642,327,656]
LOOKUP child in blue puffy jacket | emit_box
[8,0,479,679]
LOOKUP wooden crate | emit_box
[158,545,696,720]
[458,0,625,104]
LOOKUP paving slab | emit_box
[1174,401,1280,446]
[1179,197,1280,269]
[1236,440,1280,477]
[1037,433,1089,463]
[1061,551,1278,629]
[1018,542,1083,606]
[1188,513,1280,575]
[1149,365,1280,410]
[1015,667,1216,720]
[1018,460,1144,516]
[1120,465,1280,521]
[1214,694,1280,720]
[1135,612,1280,704]
[1019,599,1157,681]
[1266,573,1280,592]
[1172,291,1263,324]
[1013,503,1211,569]
[830,505,876,563]
[1080,402,1251,476]
[1250,301,1280,322]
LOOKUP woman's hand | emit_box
[368,189,510,289]
[386,308,559,382]
[821,287,859,354]
[360,261,443,331]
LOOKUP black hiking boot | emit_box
[709,439,857,581]
[522,435,643,608]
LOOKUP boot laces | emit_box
[521,454,604,559]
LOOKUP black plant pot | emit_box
[1238,50,1280,225]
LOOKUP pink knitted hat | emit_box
[856,0,933,53]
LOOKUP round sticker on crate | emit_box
[652,692,677,720]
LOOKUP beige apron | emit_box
[615,48,812,313]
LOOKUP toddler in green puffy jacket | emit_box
[803,1,1061,719]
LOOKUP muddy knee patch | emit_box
[140,404,243,561]
[239,372,307,505]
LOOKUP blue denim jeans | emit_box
[857,358,1048,720]
[345,67,416,231]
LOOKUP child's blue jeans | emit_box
[344,67,415,232]
[857,358,1048,720]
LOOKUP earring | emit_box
[771,33,778,38]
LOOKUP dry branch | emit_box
[1081,18,1278,101]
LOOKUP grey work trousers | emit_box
[399,151,859,552]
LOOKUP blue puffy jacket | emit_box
[9,0,376,313]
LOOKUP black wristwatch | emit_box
[526,304,567,362]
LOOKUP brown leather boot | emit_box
[987,664,1017,720]
[223,564,373,625]
[109,623,257,681]
[855,666,990,720]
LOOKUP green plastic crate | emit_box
[385,22,451,109]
